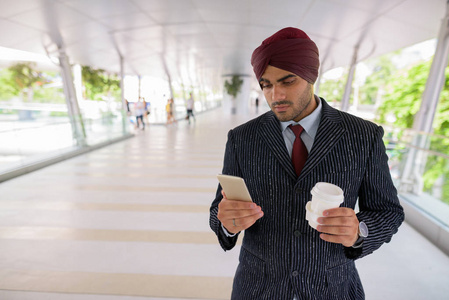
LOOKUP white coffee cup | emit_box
[305,201,320,229]
[305,182,344,229]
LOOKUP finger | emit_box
[221,190,227,199]
[226,210,264,233]
[219,198,258,211]
[234,210,264,225]
[217,200,263,226]
[218,208,262,224]
[322,207,355,217]
[317,216,357,227]
[317,224,355,236]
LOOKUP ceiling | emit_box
[0,0,445,90]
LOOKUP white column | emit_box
[58,47,86,146]
[236,75,251,115]
[314,72,323,95]
[341,45,359,112]
[119,55,126,110]
[413,1,449,134]
[222,74,251,115]
[161,54,174,100]
[73,64,83,103]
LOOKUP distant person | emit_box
[125,99,135,127]
[134,98,145,130]
[255,97,259,113]
[166,98,176,125]
[125,99,131,114]
[209,27,404,299]
[186,92,196,124]
[142,97,150,125]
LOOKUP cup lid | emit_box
[311,182,344,203]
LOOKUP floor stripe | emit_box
[0,227,224,244]
[46,172,218,179]
[0,202,210,213]
[73,185,216,193]
[73,162,222,168]
[83,156,223,161]
[0,269,233,300]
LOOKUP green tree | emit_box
[377,59,449,204]
[81,66,121,101]
[1,65,64,103]
[0,69,17,100]
[7,62,42,102]
[377,62,430,128]
[318,69,347,105]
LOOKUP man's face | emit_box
[260,65,315,122]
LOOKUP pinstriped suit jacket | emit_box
[209,98,404,300]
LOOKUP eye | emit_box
[283,79,296,85]
[261,82,272,89]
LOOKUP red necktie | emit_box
[289,124,308,176]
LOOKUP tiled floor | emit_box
[0,107,448,300]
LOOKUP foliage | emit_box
[376,62,430,128]
[3,62,43,102]
[8,62,42,93]
[377,59,449,204]
[33,85,65,103]
[323,52,449,204]
[81,66,121,101]
[358,53,398,105]
[0,63,65,103]
[0,69,17,100]
[224,75,243,98]
[318,68,347,104]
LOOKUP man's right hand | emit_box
[217,191,264,234]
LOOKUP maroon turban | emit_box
[251,27,320,84]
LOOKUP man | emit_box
[209,27,404,300]
[186,92,195,124]
[134,97,145,130]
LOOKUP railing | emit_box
[0,108,132,178]
[383,126,449,227]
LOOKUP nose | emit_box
[272,84,286,101]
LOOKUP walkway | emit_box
[0,107,448,300]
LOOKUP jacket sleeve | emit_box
[209,129,242,251]
[345,125,405,259]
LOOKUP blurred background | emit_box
[0,1,448,298]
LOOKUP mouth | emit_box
[272,101,291,112]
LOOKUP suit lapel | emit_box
[298,99,347,181]
[258,111,297,180]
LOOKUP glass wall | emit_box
[384,128,449,227]
[0,52,132,179]
[0,49,224,179]
[319,38,449,228]
[0,60,73,174]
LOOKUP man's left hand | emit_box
[317,207,359,247]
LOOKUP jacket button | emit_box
[292,271,299,277]
[294,230,301,237]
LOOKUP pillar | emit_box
[341,45,359,112]
[58,47,86,146]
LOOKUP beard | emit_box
[270,84,314,122]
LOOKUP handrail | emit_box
[384,138,449,160]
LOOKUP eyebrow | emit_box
[259,74,297,84]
